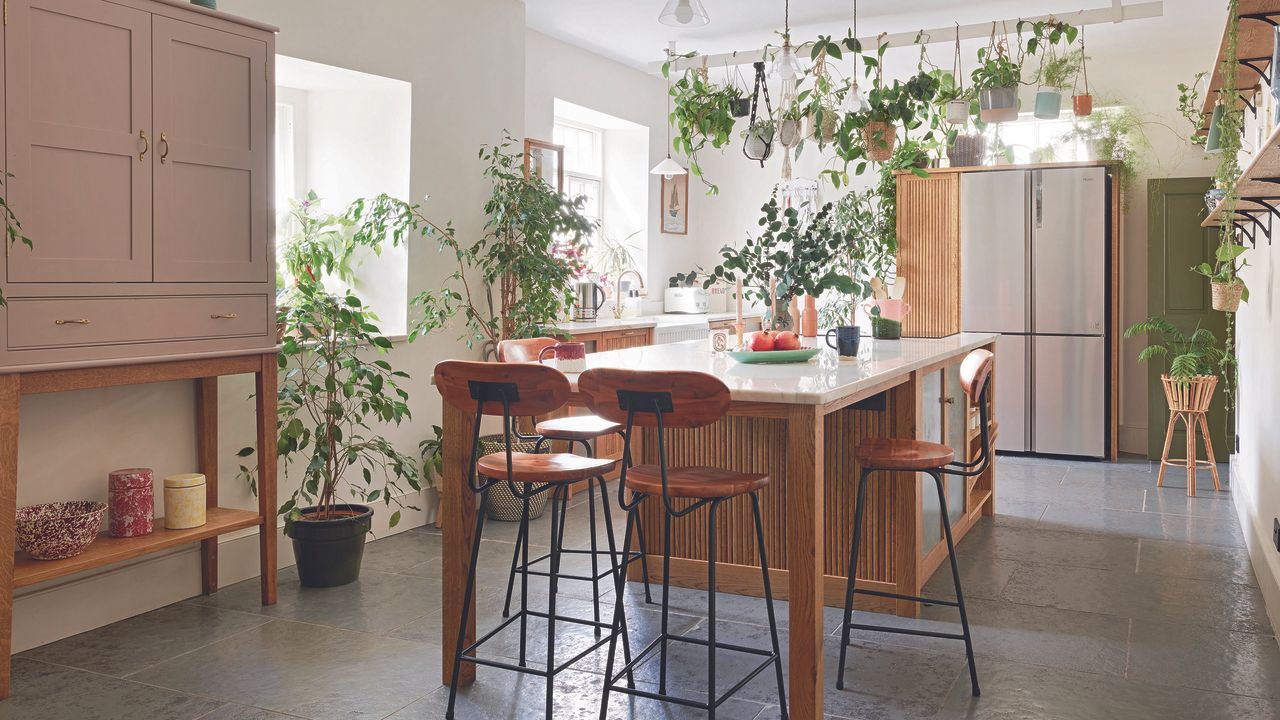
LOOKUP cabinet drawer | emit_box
[8,295,268,349]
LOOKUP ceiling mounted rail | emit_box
[655,1,1163,73]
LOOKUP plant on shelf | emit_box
[1192,242,1249,312]
[663,57,743,193]
[1176,71,1209,146]
[349,132,594,349]
[237,194,421,589]
[0,173,32,307]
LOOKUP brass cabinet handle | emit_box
[210,313,237,319]
[139,130,149,162]
[55,319,91,325]
[159,132,170,164]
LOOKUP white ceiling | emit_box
[525,0,1100,69]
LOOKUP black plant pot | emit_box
[287,503,374,588]
[732,97,752,118]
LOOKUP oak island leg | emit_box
[0,374,18,699]
[256,354,278,605]
[441,400,478,686]
[196,377,219,594]
[786,404,825,719]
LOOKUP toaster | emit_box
[664,286,709,314]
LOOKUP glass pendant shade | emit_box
[769,41,805,81]
[659,0,710,27]
[650,155,688,178]
[843,80,868,113]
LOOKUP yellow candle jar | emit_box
[163,473,207,529]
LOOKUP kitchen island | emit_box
[438,332,999,720]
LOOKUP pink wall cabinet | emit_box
[0,0,277,372]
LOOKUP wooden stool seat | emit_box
[854,438,955,471]
[626,465,770,499]
[535,415,624,441]
[477,452,617,484]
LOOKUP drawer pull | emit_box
[55,319,91,325]
[210,313,238,319]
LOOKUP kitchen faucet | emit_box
[614,269,645,319]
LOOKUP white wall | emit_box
[14,0,525,652]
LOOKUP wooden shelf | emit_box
[1198,0,1280,131]
[14,507,261,588]
[1203,120,1280,227]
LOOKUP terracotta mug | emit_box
[538,341,587,373]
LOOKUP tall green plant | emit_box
[1125,317,1226,384]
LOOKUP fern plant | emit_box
[1124,316,1225,383]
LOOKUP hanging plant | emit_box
[1073,26,1094,116]
[663,54,743,194]
[1177,71,1210,145]
[800,35,844,145]
[742,61,776,165]
[972,23,1022,123]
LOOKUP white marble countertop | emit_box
[566,333,999,405]
[553,311,761,335]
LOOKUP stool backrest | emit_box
[434,360,569,418]
[497,337,558,363]
[960,349,994,403]
[579,369,730,429]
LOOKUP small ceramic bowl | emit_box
[17,501,107,560]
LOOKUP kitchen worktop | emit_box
[565,333,999,405]
[552,311,758,335]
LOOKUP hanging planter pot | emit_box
[1204,104,1225,154]
[1033,88,1063,119]
[1074,27,1093,117]
[1073,93,1094,117]
[1204,188,1227,212]
[979,86,1019,123]
[808,111,838,143]
[732,97,752,118]
[743,126,774,162]
[947,132,988,168]
[861,121,897,162]
[946,99,970,125]
[778,117,802,147]
[1211,280,1245,312]
[946,31,970,125]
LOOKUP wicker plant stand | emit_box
[1156,374,1221,497]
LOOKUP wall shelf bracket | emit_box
[1238,56,1273,87]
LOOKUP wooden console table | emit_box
[0,352,279,699]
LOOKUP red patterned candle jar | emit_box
[108,468,155,538]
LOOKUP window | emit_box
[983,107,1113,165]
[554,121,604,240]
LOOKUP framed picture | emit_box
[523,138,564,192]
[660,170,689,235]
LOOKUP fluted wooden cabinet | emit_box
[895,172,961,338]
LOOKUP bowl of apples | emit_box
[726,330,820,364]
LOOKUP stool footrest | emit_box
[458,607,620,678]
[514,548,644,584]
[605,632,778,711]
[853,587,960,608]
[844,622,968,642]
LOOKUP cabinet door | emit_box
[5,0,153,282]
[152,17,268,283]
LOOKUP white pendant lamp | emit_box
[651,45,690,179]
[842,0,868,112]
[659,0,710,27]
[768,0,804,81]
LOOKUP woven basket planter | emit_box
[862,122,897,162]
[1160,374,1217,413]
[1211,281,1244,312]
[478,434,550,522]
[947,132,988,168]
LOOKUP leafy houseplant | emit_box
[350,132,593,351]
[1033,48,1083,119]
[1177,72,1209,146]
[1125,317,1226,414]
[971,41,1022,123]
[1193,242,1249,312]
[742,117,776,163]
[1059,104,1148,204]
[664,60,742,193]
[238,196,421,588]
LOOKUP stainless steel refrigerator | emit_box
[960,167,1108,458]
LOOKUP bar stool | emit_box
[495,339,653,630]
[434,360,630,720]
[580,368,789,720]
[835,348,994,699]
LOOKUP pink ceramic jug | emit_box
[861,299,912,322]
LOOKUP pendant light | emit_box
[652,46,690,178]
[842,0,867,113]
[769,0,805,81]
[659,0,710,28]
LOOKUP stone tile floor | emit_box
[9,456,1280,719]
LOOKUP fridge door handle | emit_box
[1034,175,1044,229]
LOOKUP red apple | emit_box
[773,331,802,351]
[747,330,776,352]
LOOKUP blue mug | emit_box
[825,326,860,357]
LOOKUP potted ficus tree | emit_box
[1125,317,1226,417]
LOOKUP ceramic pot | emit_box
[778,118,801,147]
[861,121,897,162]
[108,468,154,538]
[946,99,970,125]
[770,298,794,331]
[1073,93,1094,117]
[1205,104,1225,153]
[1033,89,1063,119]
[17,501,106,560]
[979,86,1019,123]
[163,473,207,530]
[288,504,373,588]
[801,296,818,338]
[744,129,773,162]
[732,97,752,118]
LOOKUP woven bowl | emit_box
[17,501,107,560]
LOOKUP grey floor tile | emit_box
[359,528,442,574]
[1046,476,1147,512]
[1137,538,1258,587]
[1039,505,1244,548]
[1,657,223,720]
[989,497,1047,526]
[19,604,270,678]
[1127,620,1280,699]
[824,637,966,718]
[920,553,1018,601]
[196,705,302,720]
[1142,487,1239,520]
[130,620,438,720]
[957,522,1140,572]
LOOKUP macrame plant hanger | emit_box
[743,60,775,165]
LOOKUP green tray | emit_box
[727,348,820,364]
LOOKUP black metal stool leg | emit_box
[596,477,635,680]
[931,470,981,697]
[545,484,568,718]
[836,468,872,691]
[659,509,673,694]
[706,499,720,720]
[600,501,642,719]
[501,500,527,619]
[751,493,789,720]
[582,445,602,636]
[518,492,531,666]
[632,506,654,603]
[446,488,491,720]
